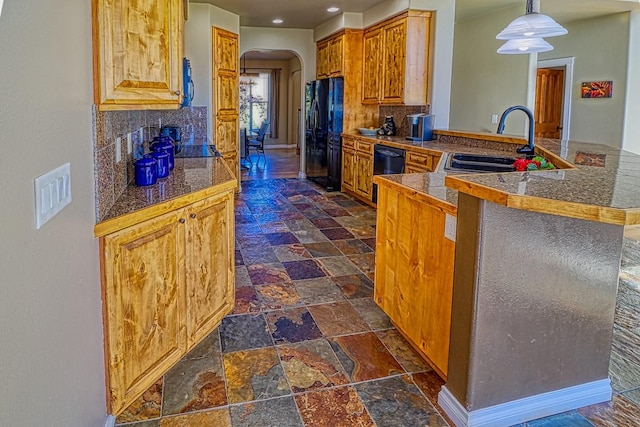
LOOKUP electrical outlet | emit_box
[491,114,499,124]
[127,133,132,154]
[158,118,162,129]
[139,127,144,141]
[34,163,71,229]
[115,137,122,163]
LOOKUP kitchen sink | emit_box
[446,153,517,173]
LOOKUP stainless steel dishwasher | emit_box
[372,144,406,203]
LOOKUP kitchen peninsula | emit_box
[94,157,236,415]
[368,130,640,427]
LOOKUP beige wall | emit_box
[540,13,630,148]
[241,58,299,147]
[450,4,531,135]
[185,3,240,139]
[0,1,106,425]
[623,11,640,154]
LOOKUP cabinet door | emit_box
[101,210,187,414]
[93,0,183,110]
[316,41,330,79]
[374,184,454,378]
[216,73,239,117]
[362,28,382,104]
[342,148,356,191]
[355,152,373,199]
[222,150,239,180]
[329,36,344,76]
[185,192,235,348]
[380,18,407,104]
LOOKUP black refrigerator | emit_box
[305,77,344,191]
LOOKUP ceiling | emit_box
[193,0,640,29]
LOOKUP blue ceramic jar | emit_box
[134,155,158,186]
[150,150,170,178]
[151,137,175,170]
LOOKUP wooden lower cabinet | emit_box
[374,182,455,378]
[355,151,373,199]
[100,190,235,415]
[341,136,373,203]
[342,148,356,191]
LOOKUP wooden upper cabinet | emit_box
[92,0,184,110]
[362,11,432,105]
[362,28,382,104]
[329,36,344,76]
[316,41,330,79]
[214,28,239,75]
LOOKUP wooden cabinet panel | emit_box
[362,29,382,104]
[342,148,356,191]
[214,28,238,74]
[93,0,183,110]
[215,115,239,156]
[316,41,330,79]
[407,151,440,172]
[186,193,235,348]
[355,152,373,199]
[215,74,239,117]
[380,18,407,104]
[329,36,344,76]
[374,183,455,378]
[102,210,187,414]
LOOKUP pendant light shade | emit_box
[497,37,554,54]
[497,0,567,41]
[497,13,567,40]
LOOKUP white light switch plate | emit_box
[34,163,71,229]
[491,114,499,124]
[127,133,132,154]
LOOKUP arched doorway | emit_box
[239,50,302,181]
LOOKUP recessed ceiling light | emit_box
[327,7,340,13]
[272,18,283,24]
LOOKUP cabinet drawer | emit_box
[405,164,429,174]
[407,151,435,171]
[356,139,374,153]
[342,136,356,149]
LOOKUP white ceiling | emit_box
[193,0,640,29]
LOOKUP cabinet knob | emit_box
[179,218,186,224]
[173,90,181,96]
[190,213,197,219]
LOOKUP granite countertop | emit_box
[351,130,640,225]
[94,156,236,237]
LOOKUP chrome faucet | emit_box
[496,105,535,155]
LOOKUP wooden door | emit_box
[362,28,382,104]
[380,18,407,104]
[212,27,239,184]
[101,210,187,414]
[93,0,183,110]
[535,68,564,138]
[185,192,235,348]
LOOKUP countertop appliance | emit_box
[305,77,344,191]
[372,144,406,203]
[406,113,435,141]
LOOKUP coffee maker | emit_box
[406,114,435,141]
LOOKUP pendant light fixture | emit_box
[497,0,567,54]
[497,37,553,54]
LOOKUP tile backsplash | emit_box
[378,105,429,137]
[93,106,208,222]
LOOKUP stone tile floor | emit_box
[116,178,640,427]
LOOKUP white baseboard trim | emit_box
[438,379,612,427]
[104,414,115,427]
[264,144,297,149]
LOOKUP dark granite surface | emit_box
[352,131,640,223]
[98,157,235,224]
